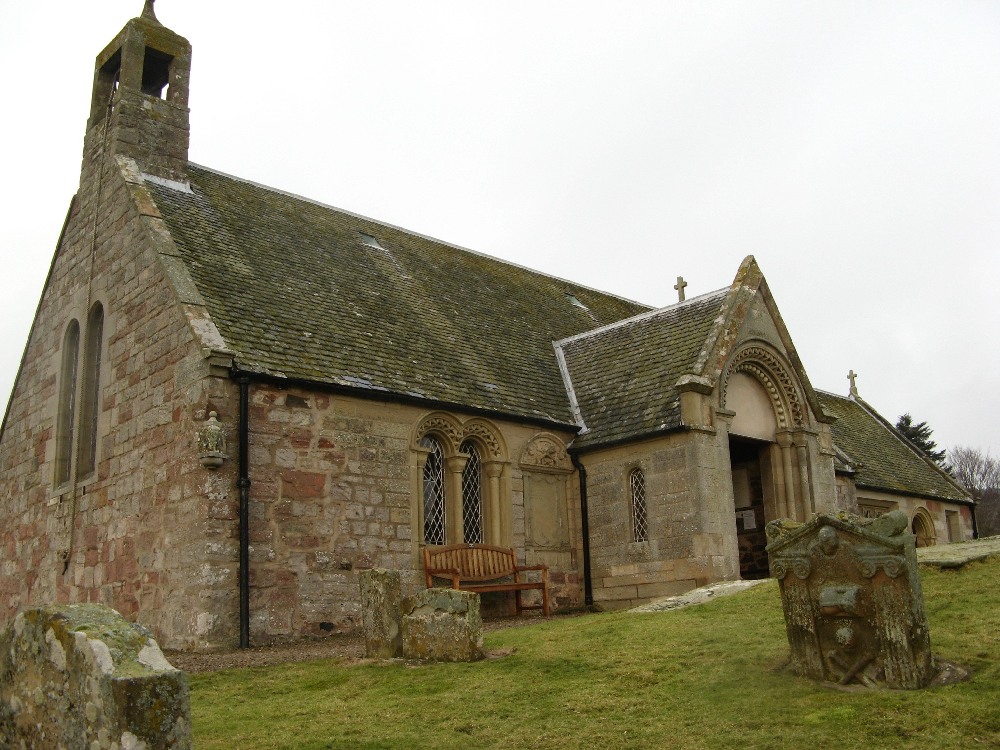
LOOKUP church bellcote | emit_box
[84,1,191,181]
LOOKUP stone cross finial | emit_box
[674,276,687,303]
[142,0,157,20]
[848,369,859,398]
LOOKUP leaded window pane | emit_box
[460,440,484,544]
[630,468,649,543]
[421,436,446,545]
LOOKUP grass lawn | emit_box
[189,557,1000,749]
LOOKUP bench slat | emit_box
[423,543,550,616]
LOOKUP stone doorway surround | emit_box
[730,438,771,579]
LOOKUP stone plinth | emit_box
[766,511,933,689]
[401,589,484,662]
[359,568,403,659]
[0,603,191,748]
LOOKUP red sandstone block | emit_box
[289,430,313,449]
[280,470,326,499]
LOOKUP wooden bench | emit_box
[422,543,550,617]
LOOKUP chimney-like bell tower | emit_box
[83,1,191,183]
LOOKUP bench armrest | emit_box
[425,566,462,589]
[514,563,549,584]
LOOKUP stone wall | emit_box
[235,384,583,644]
[581,432,737,610]
[0,603,190,749]
[838,478,976,545]
[0,151,229,650]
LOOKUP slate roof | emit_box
[816,391,970,503]
[555,290,728,448]
[144,164,650,426]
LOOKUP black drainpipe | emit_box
[970,498,980,540]
[236,370,251,649]
[571,452,593,607]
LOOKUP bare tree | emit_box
[948,446,1000,537]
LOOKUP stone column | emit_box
[777,432,797,521]
[445,455,468,544]
[484,461,504,545]
[769,444,788,519]
[796,442,812,517]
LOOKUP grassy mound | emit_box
[190,556,1000,749]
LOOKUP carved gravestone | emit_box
[359,568,403,659]
[766,511,933,689]
[401,588,484,662]
[0,603,191,749]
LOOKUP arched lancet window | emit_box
[629,468,649,543]
[420,435,446,545]
[460,439,484,544]
[78,303,104,476]
[55,321,81,487]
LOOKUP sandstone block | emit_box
[401,589,484,662]
[0,603,190,748]
[358,569,402,659]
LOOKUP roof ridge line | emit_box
[553,287,727,348]
[186,161,652,308]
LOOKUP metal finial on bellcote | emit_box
[142,0,157,20]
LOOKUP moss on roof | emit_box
[557,290,728,448]
[145,165,650,425]
[817,391,969,503]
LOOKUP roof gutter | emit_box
[233,368,577,435]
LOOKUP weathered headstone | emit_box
[766,511,933,689]
[359,568,403,659]
[401,589,484,662]
[0,603,190,749]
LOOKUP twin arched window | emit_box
[54,304,104,488]
[419,434,485,545]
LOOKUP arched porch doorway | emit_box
[723,347,815,580]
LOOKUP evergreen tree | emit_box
[895,413,947,464]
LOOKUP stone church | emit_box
[0,5,974,650]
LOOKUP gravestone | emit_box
[766,511,933,689]
[359,568,403,659]
[0,603,190,749]
[401,589,484,662]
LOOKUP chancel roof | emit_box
[816,391,970,503]
[555,290,729,448]
[145,164,650,426]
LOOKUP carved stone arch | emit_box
[461,418,507,461]
[413,411,463,455]
[720,343,806,429]
[911,507,936,548]
[519,432,573,475]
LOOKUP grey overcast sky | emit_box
[1,1,998,457]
